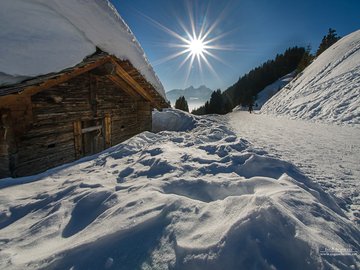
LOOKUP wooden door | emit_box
[82,119,104,156]
[74,118,106,158]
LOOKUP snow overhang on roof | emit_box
[0,52,169,110]
[0,0,167,100]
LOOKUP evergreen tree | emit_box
[191,105,205,115]
[316,28,341,56]
[225,46,306,109]
[208,90,226,114]
[297,45,313,73]
[174,96,189,112]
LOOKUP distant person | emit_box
[248,102,253,114]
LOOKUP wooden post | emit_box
[105,114,112,147]
[0,110,11,177]
[89,74,98,117]
[73,120,83,159]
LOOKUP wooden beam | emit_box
[81,125,102,133]
[110,58,158,105]
[105,114,111,147]
[107,75,140,99]
[89,62,116,76]
[18,56,112,98]
[73,120,83,159]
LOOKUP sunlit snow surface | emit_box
[0,109,359,270]
[0,0,165,98]
[229,111,360,224]
[262,30,360,125]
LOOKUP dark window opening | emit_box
[47,143,56,149]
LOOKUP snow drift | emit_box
[261,30,360,125]
[0,109,358,269]
[0,0,165,98]
[152,109,197,132]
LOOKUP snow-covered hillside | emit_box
[255,72,295,109]
[261,30,360,125]
[0,0,165,98]
[0,109,359,269]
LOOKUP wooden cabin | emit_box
[0,52,168,178]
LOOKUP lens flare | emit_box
[135,2,240,86]
[188,37,205,56]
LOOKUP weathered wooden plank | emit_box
[11,55,111,99]
[111,59,156,105]
[17,141,75,160]
[82,125,102,133]
[107,75,140,99]
[15,153,75,177]
[105,114,112,147]
[74,120,83,159]
[24,124,73,138]
[19,132,74,146]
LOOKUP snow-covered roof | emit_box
[0,0,166,99]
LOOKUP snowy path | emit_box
[228,111,360,223]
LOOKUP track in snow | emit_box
[228,111,360,223]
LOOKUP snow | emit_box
[0,109,359,269]
[255,72,295,109]
[232,105,248,112]
[228,111,360,224]
[0,0,166,98]
[152,108,197,132]
[261,30,360,125]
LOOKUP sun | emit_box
[138,4,237,85]
[188,37,205,57]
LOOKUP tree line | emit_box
[192,46,305,115]
[174,28,341,115]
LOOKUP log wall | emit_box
[0,71,152,178]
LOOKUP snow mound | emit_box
[0,0,165,98]
[261,30,360,125]
[152,109,197,132]
[0,109,358,269]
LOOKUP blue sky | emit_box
[111,0,359,92]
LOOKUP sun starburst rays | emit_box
[179,33,220,85]
[135,3,237,86]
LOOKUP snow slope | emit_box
[232,71,295,112]
[0,0,165,98]
[261,30,360,125]
[0,109,359,269]
[255,72,295,109]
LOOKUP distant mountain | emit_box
[262,29,360,125]
[167,85,214,110]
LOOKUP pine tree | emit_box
[297,45,313,73]
[316,28,341,56]
[174,96,189,112]
[208,90,227,114]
